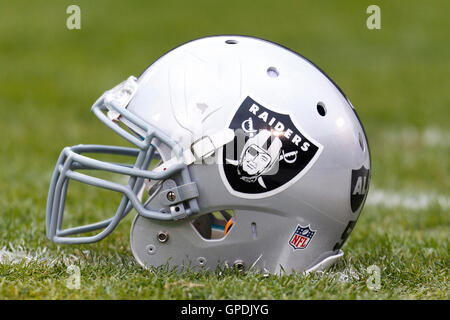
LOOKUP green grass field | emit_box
[0,0,448,299]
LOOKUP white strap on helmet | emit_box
[152,128,234,172]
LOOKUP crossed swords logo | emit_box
[240,118,299,163]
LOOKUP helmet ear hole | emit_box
[191,210,234,240]
[192,214,213,239]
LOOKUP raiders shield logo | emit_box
[219,96,323,199]
[350,166,370,212]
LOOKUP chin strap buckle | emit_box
[149,128,235,173]
[183,128,235,165]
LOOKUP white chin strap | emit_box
[158,128,235,169]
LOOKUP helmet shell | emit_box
[129,35,370,273]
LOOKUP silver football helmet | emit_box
[46,35,371,274]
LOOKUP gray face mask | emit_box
[46,77,201,244]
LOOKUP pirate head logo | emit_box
[233,130,282,187]
[220,96,323,198]
[350,165,370,212]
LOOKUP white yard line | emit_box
[0,244,135,267]
[381,126,449,147]
[0,245,56,266]
[366,188,449,210]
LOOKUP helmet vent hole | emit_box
[267,66,279,78]
[316,102,327,116]
[225,39,238,44]
[358,132,365,151]
[251,222,257,240]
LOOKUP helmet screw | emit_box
[233,260,245,272]
[157,231,169,243]
[167,191,176,202]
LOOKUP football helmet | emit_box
[46,35,371,274]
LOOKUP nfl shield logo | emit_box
[289,225,316,250]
